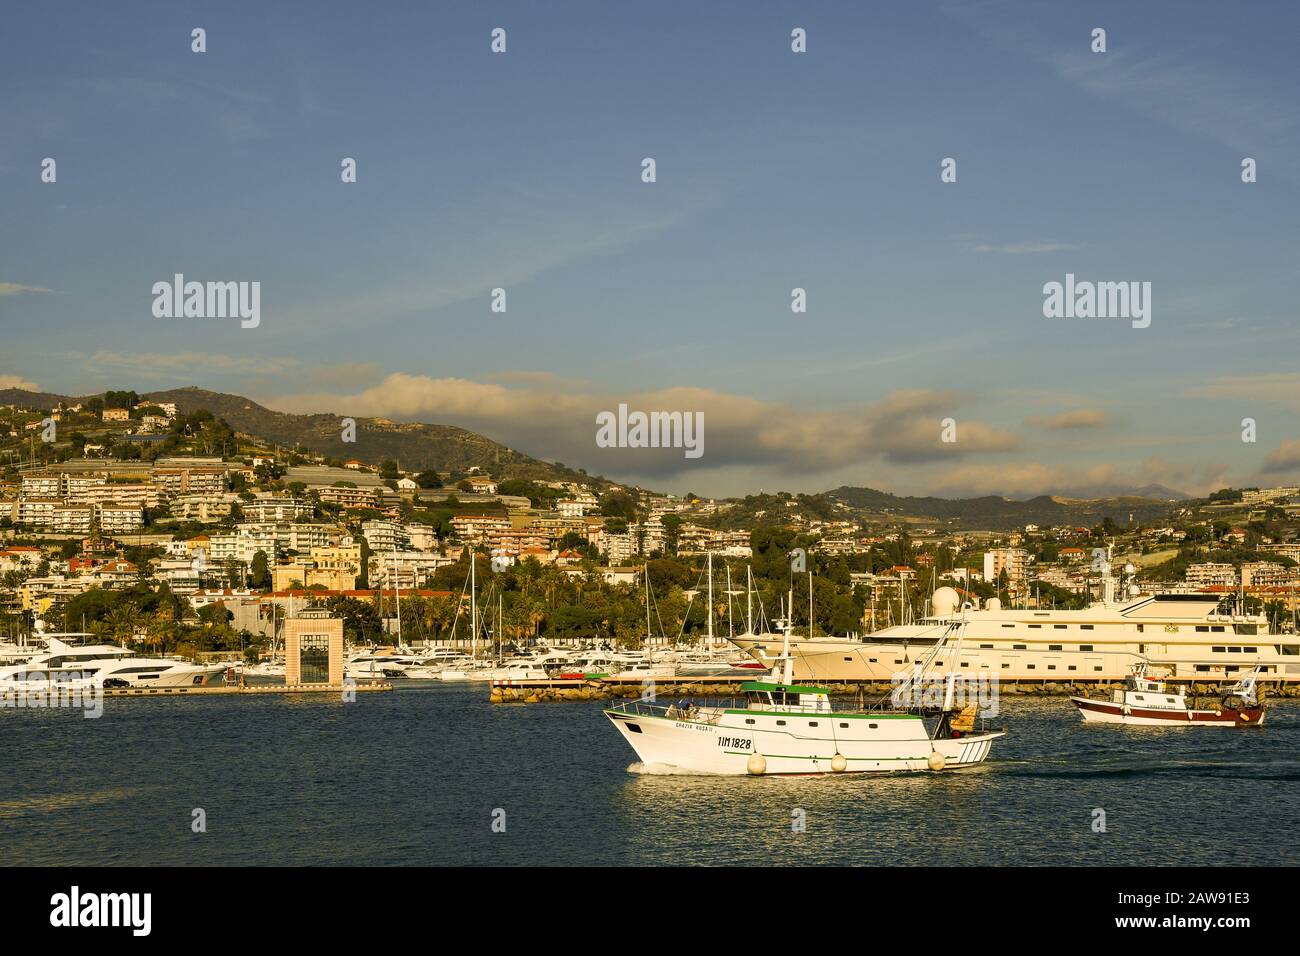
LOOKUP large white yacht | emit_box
[0,637,226,691]
[731,559,1300,685]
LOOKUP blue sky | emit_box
[3,1,1299,498]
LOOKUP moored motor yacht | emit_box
[0,637,225,692]
[732,560,1300,685]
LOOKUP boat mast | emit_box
[470,549,477,660]
[780,608,794,686]
[746,565,753,635]
[808,569,813,637]
[645,566,652,646]
[726,564,734,640]
[706,551,714,649]
[391,549,402,647]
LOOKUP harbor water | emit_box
[3,684,1297,866]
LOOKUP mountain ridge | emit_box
[1,385,1192,522]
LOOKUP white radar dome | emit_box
[985,597,1002,611]
[931,587,961,617]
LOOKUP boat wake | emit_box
[627,761,724,776]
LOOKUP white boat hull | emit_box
[605,707,1002,775]
[1070,695,1265,727]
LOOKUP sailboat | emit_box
[604,594,1006,775]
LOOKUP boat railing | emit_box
[608,697,730,724]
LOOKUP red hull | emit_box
[1072,696,1265,726]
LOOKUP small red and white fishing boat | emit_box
[1071,664,1266,727]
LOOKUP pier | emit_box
[489,675,1300,703]
[1,681,393,702]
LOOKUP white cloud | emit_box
[0,374,40,390]
[1261,440,1300,476]
[971,241,1075,254]
[0,282,54,296]
[87,350,301,377]
[267,373,1023,480]
[1185,371,1300,411]
[1026,408,1110,430]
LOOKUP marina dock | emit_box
[1,681,394,702]
[489,675,1300,703]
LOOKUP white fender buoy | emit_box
[747,753,767,775]
[927,751,946,771]
[831,753,847,773]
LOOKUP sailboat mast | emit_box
[392,549,402,646]
[470,550,477,659]
[746,565,753,635]
[726,564,734,639]
[808,569,813,638]
[707,554,717,650]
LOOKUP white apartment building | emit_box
[170,493,238,522]
[20,475,62,497]
[242,496,313,522]
[405,523,437,551]
[369,550,453,589]
[71,483,159,508]
[64,475,108,497]
[983,548,1030,586]
[1240,487,1299,506]
[152,467,228,495]
[316,485,380,508]
[362,519,408,553]
[207,528,281,565]
[1263,543,1300,563]
[451,515,512,544]
[97,502,144,533]
[1185,562,1238,588]
[1240,561,1296,589]
[17,498,58,527]
[156,557,202,593]
[52,503,95,535]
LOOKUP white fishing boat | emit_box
[605,606,1005,776]
[1071,664,1267,726]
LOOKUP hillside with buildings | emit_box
[0,386,592,486]
[2,388,1299,656]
